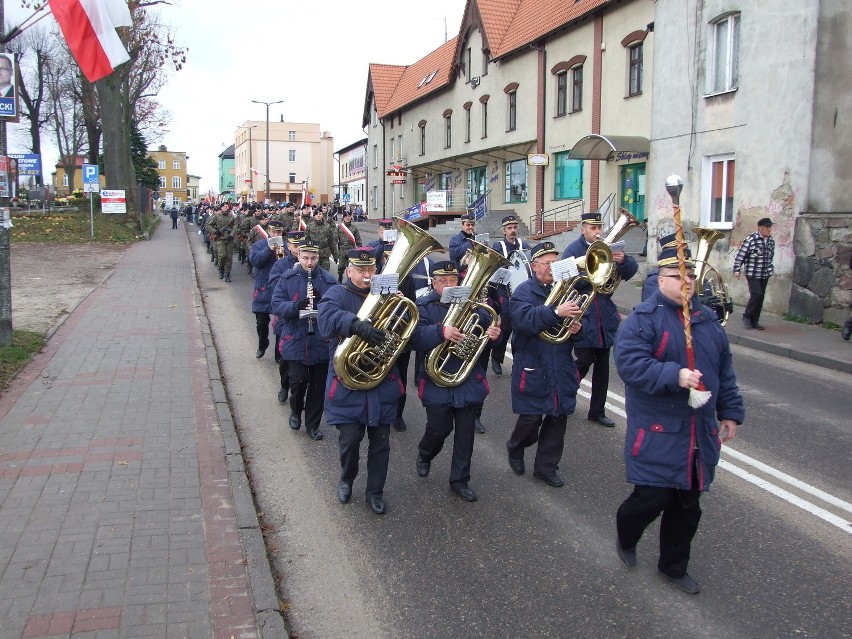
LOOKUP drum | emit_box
[507,250,532,296]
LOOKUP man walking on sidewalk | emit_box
[733,217,775,330]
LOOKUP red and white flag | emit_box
[300,180,312,207]
[49,0,132,83]
[253,224,268,239]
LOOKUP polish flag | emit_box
[300,180,312,207]
[49,0,133,83]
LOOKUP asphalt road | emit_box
[188,227,851,639]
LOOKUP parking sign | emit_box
[83,163,99,184]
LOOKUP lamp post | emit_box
[251,99,283,202]
[247,124,258,201]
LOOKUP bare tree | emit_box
[44,45,85,193]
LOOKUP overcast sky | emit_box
[7,0,467,194]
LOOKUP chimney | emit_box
[280,114,283,122]
[159,144,167,151]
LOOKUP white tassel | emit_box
[688,388,712,409]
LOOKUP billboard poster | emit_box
[101,189,127,214]
[8,154,41,176]
[426,190,447,212]
[0,53,18,120]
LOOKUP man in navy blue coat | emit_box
[368,219,395,271]
[271,241,338,440]
[248,220,285,359]
[562,210,639,427]
[614,247,744,594]
[448,214,476,266]
[266,230,304,403]
[317,247,404,515]
[409,261,500,502]
[505,242,583,488]
[490,214,528,376]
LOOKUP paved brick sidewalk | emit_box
[0,223,283,638]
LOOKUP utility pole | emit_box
[251,100,282,203]
[0,1,13,346]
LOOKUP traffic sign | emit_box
[82,163,99,184]
[83,183,100,193]
[341,193,351,203]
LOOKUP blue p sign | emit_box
[83,164,99,184]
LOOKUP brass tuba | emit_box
[425,241,510,387]
[539,240,614,344]
[596,207,641,295]
[333,218,443,390]
[693,227,731,326]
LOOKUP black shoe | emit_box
[416,456,430,477]
[843,324,852,341]
[255,349,266,359]
[289,413,301,430]
[393,417,407,432]
[491,360,503,375]
[451,485,478,502]
[224,274,231,283]
[277,388,288,403]
[219,270,224,279]
[474,418,486,434]
[337,481,351,503]
[533,470,565,487]
[307,428,323,441]
[507,443,525,475]
[753,322,765,330]
[616,539,637,568]
[366,496,386,515]
[589,415,616,427]
[661,572,701,594]
[742,317,754,329]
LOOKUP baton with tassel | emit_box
[665,175,712,409]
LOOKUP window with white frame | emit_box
[507,91,517,131]
[419,123,426,156]
[373,144,378,168]
[397,135,402,160]
[704,155,736,227]
[445,115,452,148]
[464,107,471,143]
[288,149,296,162]
[289,173,296,183]
[173,160,180,170]
[172,176,181,189]
[62,173,69,187]
[628,42,643,96]
[390,137,395,162]
[556,71,567,116]
[481,101,488,138]
[371,185,378,209]
[289,130,296,141]
[504,160,527,203]
[159,176,166,188]
[709,13,740,94]
[158,160,165,170]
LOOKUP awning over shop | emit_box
[568,134,650,160]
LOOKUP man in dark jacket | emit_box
[490,214,528,375]
[409,261,501,502]
[614,247,744,595]
[562,210,639,427]
[248,220,285,359]
[505,242,583,489]
[449,214,476,266]
[732,217,775,330]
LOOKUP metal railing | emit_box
[529,199,585,235]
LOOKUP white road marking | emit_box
[502,348,851,532]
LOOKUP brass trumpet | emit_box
[693,227,731,325]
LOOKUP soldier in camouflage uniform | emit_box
[246,208,271,248]
[206,201,237,282]
[335,208,363,282]
[304,207,338,271]
[234,206,252,271]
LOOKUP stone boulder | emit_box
[788,284,824,323]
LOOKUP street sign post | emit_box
[83,164,99,238]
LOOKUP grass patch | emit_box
[0,330,45,390]
[782,312,811,324]
[822,321,841,331]
[11,210,149,244]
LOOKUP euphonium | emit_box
[333,218,443,390]
[539,240,614,344]
[693,227,731,326]
[597,208,641,295]
[425,241,510,387]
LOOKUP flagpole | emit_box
[0,1,12,345]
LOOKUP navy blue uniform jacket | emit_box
[271,266,337,365]
[249,238,278,313]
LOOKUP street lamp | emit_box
[247,124,258,201]
[251,99,283,202]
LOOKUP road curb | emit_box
[183,225,289,639]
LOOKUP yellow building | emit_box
[148,145,189,205]
[51,156,106,196]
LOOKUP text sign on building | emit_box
[386,170,407,177]
[101,189,127,214]
[426,190,447,212]
[391,179,406,185]
[9,153,41,176]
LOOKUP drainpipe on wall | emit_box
[590,12,604,212]
[532,42,546,231]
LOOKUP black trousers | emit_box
[744,276,770,323]
[287,360,328,432]
[277,340,290,390]
[616,460,702,578]
[506,413,568,475]
[420,405,478,487]
[490,311,512,364]
[337,423,391,498]
[575,346,610,419]
[171,217,178,229]
[396,351,411,419]
[255,313,270,352]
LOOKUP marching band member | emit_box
[271,241,337,441]
[449,213,476,266]
[562,211,639,427]
[268,230,305,403]
[409,261,500,502]
[368,219,395,270]
[505,242,582,488]
[490,214,527,376]
[317,247,404,515]
[248,219,285,359]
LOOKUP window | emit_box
[371,105,377,127]
[373,144,378,168]
[465,107,471,143]
[289,173,296,183]
[289,130,296,141]
[172,176,181,189]
[481,101,488,138]
[465,47,472,81]
[62,173,69,187]
[158,160,165,170]
[504,160,527,203]
[556,71,567,116]
[371,185,378,210]
[397,135,402,160]
[507,91,517,131]
[705,155,736,227]
[288,150,296,162]
[710,13,740,93]
[419,123,426,156]
[445,115,452,148]
[482,51,489,76]
[572,65,583,112]
[158,176,166,189]
[628,43,643,96]
[172,160,180,170]
[554,152,583,199]
[390,138,395,162]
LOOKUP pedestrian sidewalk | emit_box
[610,267,852,376]
[0,222,284,638]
